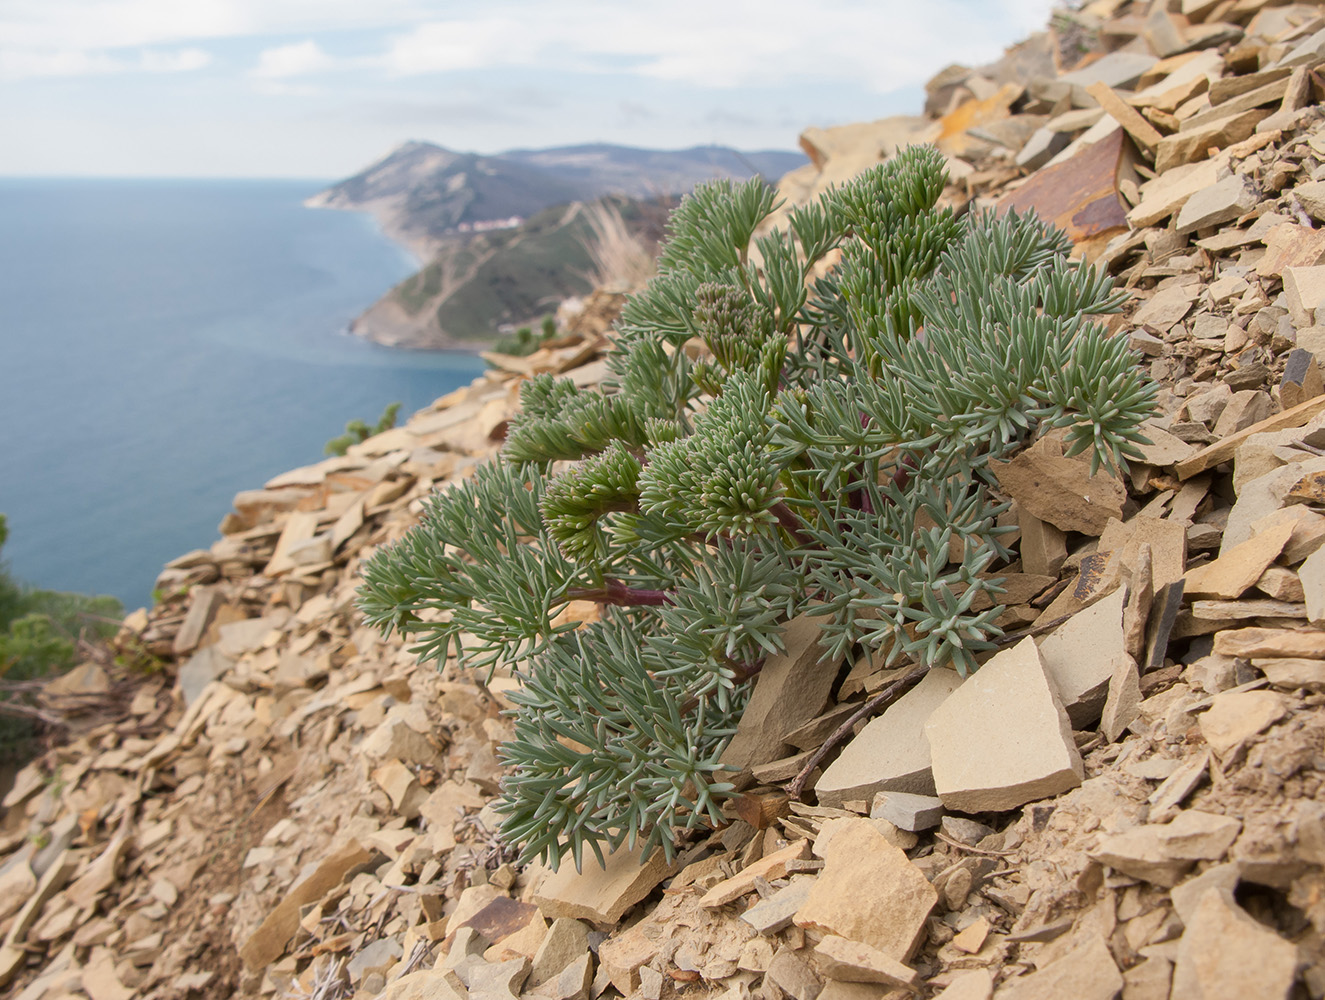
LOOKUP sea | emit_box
[0,178,487,611]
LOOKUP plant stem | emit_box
[567,579,672,606]
[786,662,930,800]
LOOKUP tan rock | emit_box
[793,821,936,962]
[469,957,531,1000]
[1176,403,1325,481]
[361,716,444,769]
[995,935,1121,1000]
[1120,959,1172,1000]
[374,970,467,1000]
[82,947,133,1000]
[1255,657,1325,689]
[814,666,961,806]
[1018,508,1068,577]
[533,843,677,924]
[812,935,918,988]
[1154,108,1271,173]
[1098,515,1186,587]
[1198,689,1289,755]
[1128,157,1223,228]
[925,637,1083,813]
[1285,265,1325,329]
[1183,519,1296,599]
[1133,283,1199,333]
[936,970,994,1000]
[1037,586,1127,727]
[699,839,811,908]
[1300,545,1325,623]
[740,876,814,935]
[993,442,1125,535]
[1101,653,1143,743]
[721,614,837,770]
[553,953,593,1000]
[528,918,591,991]
[765,947,823,1000]
[239,839,372,970]
[1170,888,1297,999]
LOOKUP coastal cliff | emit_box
[307,141,805,349]
[8,3,1325,998]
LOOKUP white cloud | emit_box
[0,45,211,79]
[252,40,334,78]
[372,0,1056,92]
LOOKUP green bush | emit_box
[494,315,558,357]
[357,146,1155,871]
[0,514,123,760]
[325,401,402,457]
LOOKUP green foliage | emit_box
[494,315,558,358]
[325,401,402,456]
[358,146,1156,871]
[0,514,123,760]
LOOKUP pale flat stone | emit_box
[1036,586,1127,727]
[1170,863,1242,926]
[740,877,814,935]
[595,921,656,995]
[1094,811,1241,888]
[528,918,590,991]
[1255,657,1325,689]
[721,614,837,770]
[375,970,467,1000]
[361,717,444,769]
[239,840,371,970]
[812,935,918,989]
[1175,174,1257,234]
[1128,157,1223,228]
[925,637,1083,813]
[1300,545,1325,623]
[994,439,1125,536]
[1170,889,1297,999]
[1214,626,1325,658]
[1134,284,1199,332]
[533,844,677,924]
[1185,519,1296,598]
[995,935,1121,1000]
[765,948,822,1000]
[936,970,994,1000]
[793,821,936,962]
[1285,265,1325,328]
[870,791,944,832]
[814,667,962,805]
[699,840,810,908]
[1198,690,1289,756]
[1101,654,1142,742]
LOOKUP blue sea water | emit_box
[0,178,486,610]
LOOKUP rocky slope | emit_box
[7,3,1325,1000]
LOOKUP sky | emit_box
[1,0,1058,179]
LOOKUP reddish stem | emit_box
[567,578,672,606]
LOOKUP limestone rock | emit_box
[936,970,994,1000]
[1092,811,1241,887]
[993,441,1125,535]
[793,821,936,962]
[361,716,444,769]
[1184,519,1296,599]
[534,844,679,926]
[1169,888,1297,999]
[1198,689,1289,756]
[1175,174,1257,234]
[699,839,811,908]
[812,935,918,989]
[995,935,1122,1000]
[765,947,823,1000]
[814,667,961,806]
[1036,586,1127,727]
[740,876,814,935]
[528,918,590,991]
[925,637,1083,813]
[870,791,945,833]
[1300,545,1325,623]
[721,614,837,771]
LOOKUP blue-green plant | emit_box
[357,145,1155,871]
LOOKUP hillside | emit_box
[350,195,676,350]
[9,3,1325,1000]
[306,141,806,261]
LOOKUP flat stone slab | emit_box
[532,844,677,925]
[1036,586,1126,728]
[814,667,962,806]
[793,820,936,962]
[1170,888,1298,999]
[870,791,944,832]
[925,637,1083,813]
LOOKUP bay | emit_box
[0,178,486,610]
